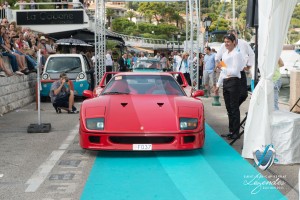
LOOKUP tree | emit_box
[111,18,136,34]
[125,10,136,22]
[106,8,115,28]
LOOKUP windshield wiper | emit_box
[102,91,129,95]
[64,66,81,73]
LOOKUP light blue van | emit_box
[41,54,93,99]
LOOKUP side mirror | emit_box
[192,90,204,98]
[83,90,93,98]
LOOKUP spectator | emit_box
[177,52,191,86]
[3,1,10,9]
[4,32,28,72]
[13,32,37,71]
[105,50,113,82]
[132,53,138,64]
[273,58,284,110]
[139,52,147,60]
[159,52,170,71]
[126,53,132,70]
[30,0,37,9]
[154,52,160,60]
[37,36,49,64]
[0,57,13,76]
[1,18,9,29]
[8,23,16,32]
[50,73,78,114]
[18,0,26,10]
[0,25,24,75]
[45,38,56,54]
[118,53,128,72]
[198,53,204,89]
[203,46,216,96]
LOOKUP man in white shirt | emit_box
[215,29,255,106]
[105,50,113,82]
[139,52,148,60]
[215,33,245,140]
[172,51,181,72]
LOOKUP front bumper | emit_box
[79,130,205,151]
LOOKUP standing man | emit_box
[203,46,216,96]
[118,53,128,72]
[215,29,255,106]
[215,34,245,140]
[105,50,113,82]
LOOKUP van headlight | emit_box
[77,72,85,80]
[42,73,50,80]
[179,118,198,130]
[86,118,104,130]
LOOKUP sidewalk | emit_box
[201,92,299,199]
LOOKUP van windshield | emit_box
[46,57,82,73]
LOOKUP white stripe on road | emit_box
[25,125,79,192]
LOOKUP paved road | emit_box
[0,101,95,200]
[0,95,298,200]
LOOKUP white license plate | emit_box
[132,144,152,151]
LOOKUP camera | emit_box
[65,77,69,82]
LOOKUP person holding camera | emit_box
[50,73,78,114]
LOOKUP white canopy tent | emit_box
[242,1,298,159]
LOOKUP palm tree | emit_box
[126,10,136,21]
[170,12,183,28]
[106,8,115,28]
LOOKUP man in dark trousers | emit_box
[215,29,255,106]
[118,53,128,72]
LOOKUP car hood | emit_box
[83,95,203,132]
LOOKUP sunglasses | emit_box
[3,21,8,23]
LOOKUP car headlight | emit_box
[179,118,198,130]
[86,118,104,130]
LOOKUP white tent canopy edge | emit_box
[242,0,298,159]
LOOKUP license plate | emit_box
[133,144,152,151]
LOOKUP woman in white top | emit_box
[176,52,192,86]
[215,33,245,140]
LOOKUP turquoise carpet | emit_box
[81,124,286,200]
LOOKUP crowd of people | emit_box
[0,17,58,77]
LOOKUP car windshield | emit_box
[132,59,162,70]
[102,75,185,96]
[45,57,82,73]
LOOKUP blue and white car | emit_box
[41,54,93,98]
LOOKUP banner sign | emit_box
[16,10,84,25]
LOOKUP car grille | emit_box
[109,136,174,144]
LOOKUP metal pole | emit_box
[232,0,235,29]
[37,50,41,125]
[185,0,189,51]
[254,27,258,87]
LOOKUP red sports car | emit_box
[79,72,205,151]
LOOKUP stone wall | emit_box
[0,74,37,116]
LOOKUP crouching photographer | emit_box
[50,73,78,114]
